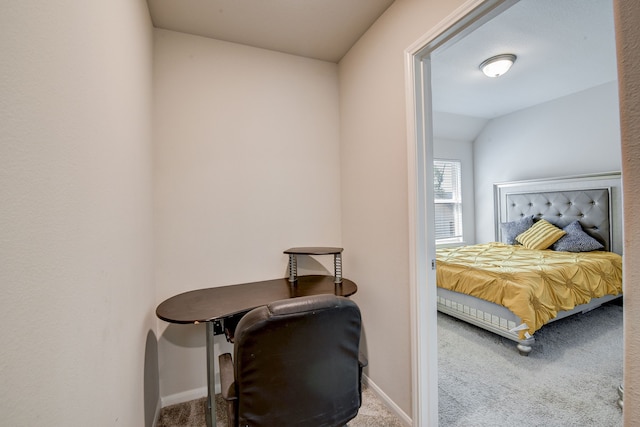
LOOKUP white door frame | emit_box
[404,1,518,424]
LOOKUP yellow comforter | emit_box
[436,242,622,337]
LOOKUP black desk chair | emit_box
[219,294,365,427]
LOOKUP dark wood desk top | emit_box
[156,275,357,324]
[283,247,343,255]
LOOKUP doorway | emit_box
[405,0,622,424]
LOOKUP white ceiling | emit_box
[147,0,618,122]
[431,0,618,119]
[146,0,395,63]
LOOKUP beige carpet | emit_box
[157,383,405,427]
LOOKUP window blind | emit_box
[434,159,463,243]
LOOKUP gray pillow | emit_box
[500,215,534,245]
[552,220,604,252]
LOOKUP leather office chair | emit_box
[219,294,365,427]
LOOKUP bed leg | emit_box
[517,343,532,356]
[617,384,624,409]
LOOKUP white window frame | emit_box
[434,158,463,245]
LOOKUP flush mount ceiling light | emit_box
[479,54,517,78]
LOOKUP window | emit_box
[434,159,463,244]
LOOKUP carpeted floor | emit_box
[157,383,405,427]
[438,301,624,426]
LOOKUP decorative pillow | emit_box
[552,220,604,252]
[500,215,534,245]
[516,219,566,250]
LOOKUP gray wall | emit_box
[473,81,621,243]
[434,138,476,245]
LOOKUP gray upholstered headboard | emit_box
[494,172,622,254]
[504,188,611,251]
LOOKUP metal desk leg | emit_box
[334,253,342,283]
[206,322,217,427]
[288,254,297,282]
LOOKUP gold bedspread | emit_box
[436,242,622,337]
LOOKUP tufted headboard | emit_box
[504,189,611,250]
[494,172,622,254]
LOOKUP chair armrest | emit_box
[359,352,368,369]
[218,353,237,401]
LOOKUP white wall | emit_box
[153,29,343,400]
[0,1,156,426]
[338,0,467,416]
[473,81,621,243]
[434,138,476,245]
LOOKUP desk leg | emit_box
[206,322,217,427]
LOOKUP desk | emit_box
[156,275,357,427]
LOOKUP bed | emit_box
[436,172,623,355]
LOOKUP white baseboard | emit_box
[152,399,162,427]
[363,374,413,426]
[154,387,207,427]
[156,375,412,426]
[160,386,208,408]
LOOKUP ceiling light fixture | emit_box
[479,54,517,78]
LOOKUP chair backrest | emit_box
[233,294,362,427]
